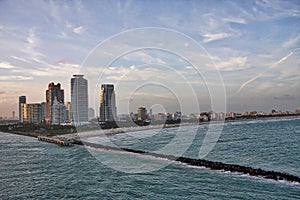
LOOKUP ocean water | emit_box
[1,118,300,199]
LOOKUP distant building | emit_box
[41,102,46,123]
[137,107,147,121]
[46,82,64,124]
[71,75,88,124]
[99,84,117,122]
[172,111,182,121]
[65,102,71,122]
[226,112,236,119]
[208,111,216,121]
[165,112,172,121]
[132,113,138,122]
[19,96,26,122]
[22,103,42,124]
[154,113,166,121]
[51,97,67,125]
[218,112,225,120]
[118,114,131,122]
[88,107,95,120]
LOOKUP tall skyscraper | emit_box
[99,84,117,122]
[71,75,88,124]
[19,96,26,122]
[46,82,64,124]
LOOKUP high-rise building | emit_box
[22,103,42,124]
[19,96,26,122]
[65,101,71,123]
[51,97,67,125]
[71,75,88,124]
[99,84,117,122]
[41,102,46,123]
[138,107,147,121]
[46,82,64,124]
[88,107,95,120]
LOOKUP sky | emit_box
[0,0,299,117]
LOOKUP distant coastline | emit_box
[1,114,299,139]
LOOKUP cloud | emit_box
[234,73,262,95]
[133,92,175,99]
[11,56,32,63]
[270,52,293,68]
[233,52,295,95]
[65,22,84,35]
[123,51,167,64]
[0,62,15,69]
[20,28,46,64]
[73,26,83,34]
[0,75,33,81]
[203,33,232,43]
[59,31,68,39]
[274,94,296,101]
[15,60,81,77]
[216,57,247,71]
[282,34,300,48]
[185,66,194,69]
[223,17,246,24]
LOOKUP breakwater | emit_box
[76,140,300,183]
[38,135,73,146]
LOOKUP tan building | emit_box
[22,103,42,124]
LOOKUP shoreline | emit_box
[60,115,300,139]
[1,115,300,140]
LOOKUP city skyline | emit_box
[0,1,299,117]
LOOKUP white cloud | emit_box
[73,26,83,34]
[18,61,81,77]
[0,62,15,69]
[216,57,247,71]
[123,51,167,64]
[185,66,193,69]
[234,73,262,95]
[11,56,32,63]
[130,65,135,69]
[203,33,232,43]
[59,31,68,39]
[0,75,33,81]
[133,92,175,99]
[223,17,246,24]
[270,52,293,68]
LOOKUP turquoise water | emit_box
[1,119,300,199]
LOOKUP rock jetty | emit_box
[78,140,300,184]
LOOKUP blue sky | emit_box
[0,0,299,117]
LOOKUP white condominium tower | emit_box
[71,75,88,124]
